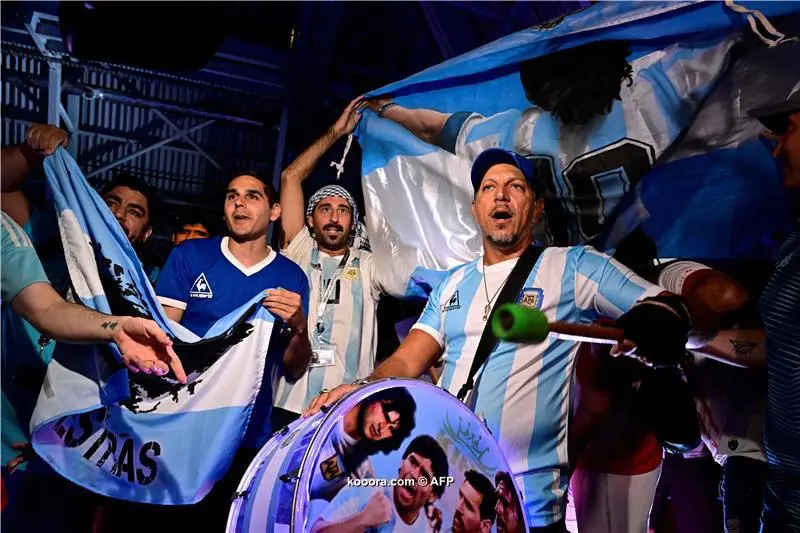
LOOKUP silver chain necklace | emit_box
[482,267,511,321]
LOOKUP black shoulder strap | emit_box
[456,245,545,401]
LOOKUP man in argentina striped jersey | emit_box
[275,97,407,428]
[305,148,694,532]
[310,435,450,533]
[309,387,417,503]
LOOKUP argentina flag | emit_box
[28,148,275,504]
[356,1,800,298]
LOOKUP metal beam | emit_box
[268,103,290,246]
[419,2,455,60]
[150,109,222,170]
[85,120,215,179]
[26,12,66,130]
[81,85,264,129]
[4,74,264,128]
[271,104,290,193]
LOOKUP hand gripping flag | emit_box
[356,1,800,298]
[29,148,275,505]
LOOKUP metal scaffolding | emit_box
[3,10,278,193]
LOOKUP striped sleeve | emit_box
[573,246,661,320]
[411,272,447,348]
[453,110,521,162]
[0,211,50,302]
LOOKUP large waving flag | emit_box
[357,1,800,298]
[29,149,275,504]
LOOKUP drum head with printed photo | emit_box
[228,378,528,533]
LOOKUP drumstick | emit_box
[491,304,625,345]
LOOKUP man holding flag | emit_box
[148,169,312,530]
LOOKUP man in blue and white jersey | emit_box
[276,97,406,427]
[156,170,312,449]
[310,434,450,533]
[310,387,417,502]
[306,148,693,532]
[367,37,736,248]
[145,171,313,531]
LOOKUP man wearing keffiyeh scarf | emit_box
[272,96,399,429]
[304,184,371,253]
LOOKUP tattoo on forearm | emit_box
[729,339,758,356]
[101,321,119,331]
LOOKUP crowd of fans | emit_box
[1,36,798,533]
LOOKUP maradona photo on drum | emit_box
[227,378,528,533]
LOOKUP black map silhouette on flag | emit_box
[93,242,256,414]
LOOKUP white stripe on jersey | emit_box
[412,246,661,526]
[276,228,381,413]
[1,211,33,248]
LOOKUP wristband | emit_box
[377,102,398,116]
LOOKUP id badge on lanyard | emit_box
[309,249,349,368]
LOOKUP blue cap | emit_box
[470,148,543,196]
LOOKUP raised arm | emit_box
[280,97,366,247]
[366,97,450,146]
[1,124,68,227]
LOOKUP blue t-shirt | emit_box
[156,236,310,336]
[155,236,310,448]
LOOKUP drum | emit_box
[228,378,529,533]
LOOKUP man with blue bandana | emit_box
[307,148,694,532]
[275,97,405,428]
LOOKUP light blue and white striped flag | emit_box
[357,1,800,298]
[29,148,275,505]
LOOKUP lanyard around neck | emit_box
[311,247,350,333]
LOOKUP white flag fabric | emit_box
[29,149,276,505]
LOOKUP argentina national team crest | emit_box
[519,288,543,309]
[190,273,213,299]
[343,267,360,281]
